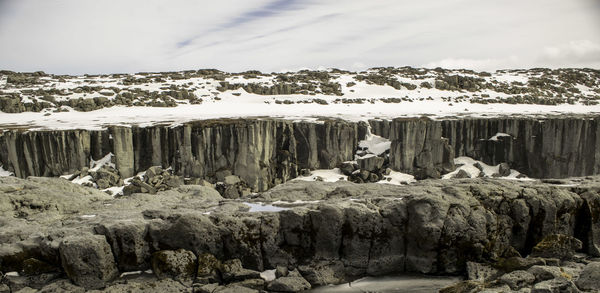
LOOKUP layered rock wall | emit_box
[2,116,600,186]
[0,119,365,191]
[369,116,600,179]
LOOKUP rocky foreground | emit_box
[2,175,600,292]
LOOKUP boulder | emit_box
[575,262,600,291]
[533,277,579,293]
[145,166,163,180]
[21,258,58,276]
[498,163,511,176]
[151,249,197,285]
[298,261,346,286]
[267,275,311,292]
[196,253,222,284]
[224,175,241,186]
[357,155,384,172]
[439,280,484,293]
[275,265,289,278]
[496,257,546,272]
[215,170,233,182]
[59,234,119,289]
[229,278,265,290]
[530,234,583,260]
[338,162,356,176]
[220,259,261,283]
[94,220,150,271]
[122,184,142,195]
[527,265,563,283]
[453,169,471,179]
[37,279,85,293]
[466,262,499,282]
[498,270,535,290]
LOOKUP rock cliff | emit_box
[2,176,600,291]
[369,115,600,179]
[2,115,600,188]
[0,119,365,191]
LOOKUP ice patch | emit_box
[90,153,115,171]
[358,127,391,156]
[378,171,416,185]
[442,156,532,180]
[120,271,142,277]
[103,186,125,197]
[243,202,290,213]
[489,132,511,141]
[294,168,347,182]
[272,200,321,205]
[0,165,13,177]
[72,175,95,186]
[260,269,276,282]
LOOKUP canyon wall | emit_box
[1,116,600,189]
[0,119,366,191]
[370,115,600,179]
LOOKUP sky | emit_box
[0,0,599,74]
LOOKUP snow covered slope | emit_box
[0,67,599,130]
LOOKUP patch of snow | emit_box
[72,175,95,186]
[357,153,378,159]
[243,202,290,213]
[103,186,125,197]
[5,271,19,277]
[442,156,532,180]
[0,165,14,177]
[260,269,277,282]
[120,271,142,278]
[90,153,115,171]
[80,214,96,219]
[271,200,321,205]
[378,171,416,185]
[358,126,391,156]
[489,132,511,141]
[294,168,347,182]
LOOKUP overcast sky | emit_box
[0,0,599,74]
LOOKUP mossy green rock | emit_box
[151,249,197,285]
[530,234,582,260]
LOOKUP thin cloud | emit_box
[0,0,598,74]
[176,0,304,49]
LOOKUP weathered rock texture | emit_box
[370,115,600,178]
[4,176,600,290]
[0,119,365,191]
[2,115,600,187]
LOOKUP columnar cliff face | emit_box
[387,118,455,179]
[369,116,600,179]
[440,117,600,178]
[1,116,600,186]
[0,119,365,191]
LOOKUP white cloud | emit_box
[0,0,599,74]
[423,56,521,72]
[541,40,600,67]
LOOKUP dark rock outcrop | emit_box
[3,176,600,290]
[370,115,600,179]
[0,119,365,191]
[2,116,600,186]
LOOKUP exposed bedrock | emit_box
[370,115,600,178]
[0,119,366,191]
[2,115,600,187]
[3,177,600,289]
